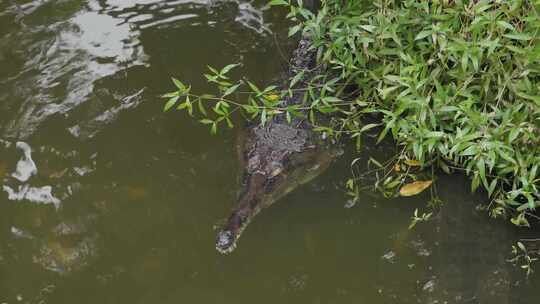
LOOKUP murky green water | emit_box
[0,0,539,303]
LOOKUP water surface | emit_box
[0,1,539,303]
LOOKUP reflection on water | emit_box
[0,0,147,139]
[388,175,521,304]
[0,0,539,303]
[68,88,146,140]
[1,139,100,277]
[0,0,269,140]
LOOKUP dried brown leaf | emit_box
[399,180,433,197]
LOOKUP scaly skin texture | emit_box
[215,37,340,254]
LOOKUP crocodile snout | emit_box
[216,230,236,254]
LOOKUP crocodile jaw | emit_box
[215,205,260,254]
[215,147,337,254]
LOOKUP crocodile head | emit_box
[216,122,341,254]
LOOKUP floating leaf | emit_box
[399,180,433,197]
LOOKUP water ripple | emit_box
[0,0,269,140]
[1,4,147,139]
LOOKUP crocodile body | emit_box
[215,37,340,253]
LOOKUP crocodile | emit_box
[215,34,342,253]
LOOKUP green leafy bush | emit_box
[165,0,540,226]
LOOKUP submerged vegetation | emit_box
[165,0,540,238]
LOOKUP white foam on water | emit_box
[11,226,35,239]
[11,142,37,182]
[3,185,61,210]
[0,139,12,148]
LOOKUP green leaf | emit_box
[360,25,376,33]
[247,81,261,95]
[461,145,478,156]
[496,21,515,31]
[172,78,185,90]
[511,213,530,227]
[162,92,178,98]
[360,123,379,133]
[163,96,179,112]
[268,0,288,6]
[261,109,267,126]
[378,86,399,99]
[223,83,241,97]
[461,51,469,71]
[200,119,214,125]
[477,158,487,190]
[290,70,305,87]
[503,33,533,41]
[225,117,234,128]
[221,63,240,75]
[414,30,432,41]
[197,99,207,115]
[517,241,526,252]
[288,24,302,37]
[322,96,341,103]
[261,85,278,95]
[207,66,219,75]
[487,178,497,196]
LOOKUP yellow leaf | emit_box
[404,159,421,167]
[399,180,433,197]
[393,163,401,172]
[266,94,280,101]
